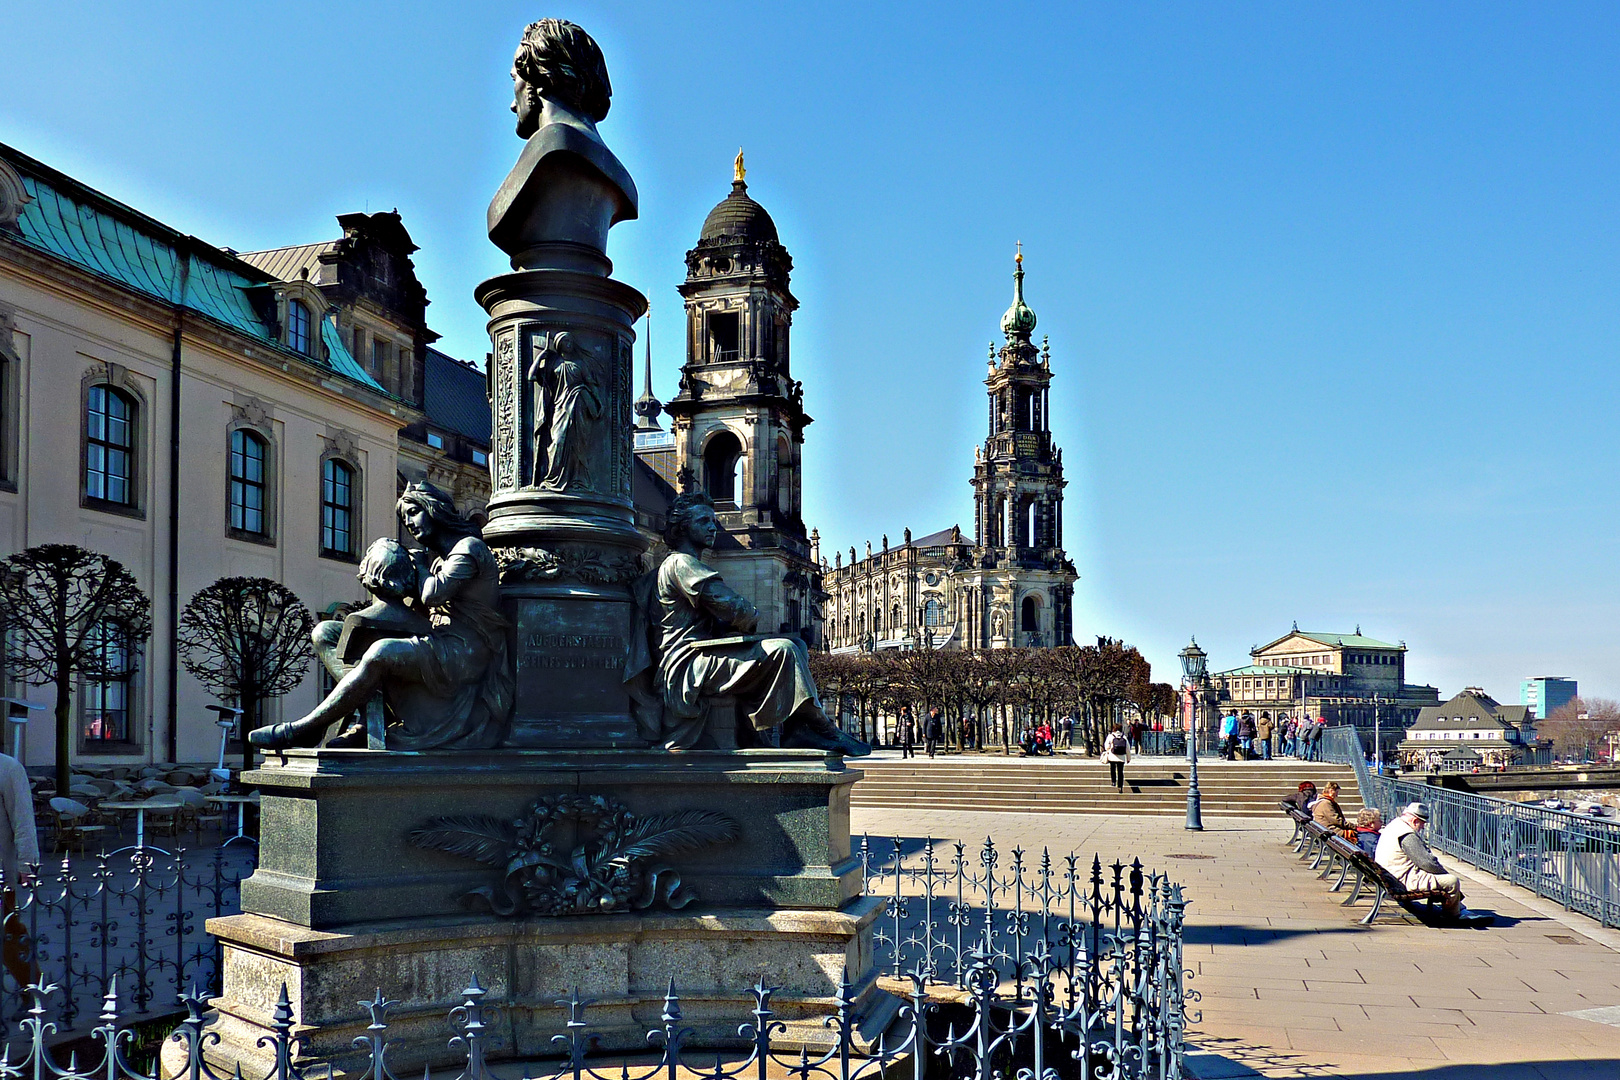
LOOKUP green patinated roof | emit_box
[1295,632,1401,650]
[5,144,384,394]
[1216,665,1318,677]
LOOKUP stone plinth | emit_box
[241,749,862,929]
[204,899,883,1077]
[203,748,879,1077]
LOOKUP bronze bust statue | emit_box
[488,19,637,275]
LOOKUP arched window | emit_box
[82,621,135,747]
[1026,501,1039,548]
[858,612,866,638]
[874,608,883,634]
[86,385,134,505]
[923,597,944,626]
[892,603,902,633]
[287,300,312,355]
[1021,595,1040,633]
[321,459,355,557]
[776,436,793,511]
[229,430,268,536]
[703,430,743,504]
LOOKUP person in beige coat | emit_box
[0,751,37,988]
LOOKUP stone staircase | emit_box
[849,756,1363,817]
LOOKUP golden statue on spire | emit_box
[1016,240,1023,265]
[734,148,746,183]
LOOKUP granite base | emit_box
[201,899,884,1077]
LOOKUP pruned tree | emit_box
[0,544,153,794]
[178,577,314,772]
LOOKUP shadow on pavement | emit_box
[1190,1037,1620,1079]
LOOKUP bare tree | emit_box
[0,544,152,794]
[1538,697,1620,762]
[177,577,314,772]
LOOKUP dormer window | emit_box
[427,431,444,450]
[287,300,312,355]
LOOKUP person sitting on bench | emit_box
[1280,781,1317,814]
[1311,781,1356,840]
[1374,802,1474,921]
[1353,807,1383,856]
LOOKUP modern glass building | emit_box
[1521,676,1578,720]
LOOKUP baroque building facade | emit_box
[822,251,1078,651]
[0,141,491,771]
[1211,627,1441,756]
[634,157,822,646]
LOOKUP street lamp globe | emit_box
[1179,638,1207,684]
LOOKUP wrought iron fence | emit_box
[0,833,1190,1079]
[859,834,1192,1076]
[1321,726,1620,928]
[4,944,1191,1080]
[0,847,252,1035]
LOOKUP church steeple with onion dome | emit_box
[969,244,1074,646]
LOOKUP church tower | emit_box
[664,154,819,643]
[964,247,1076,648]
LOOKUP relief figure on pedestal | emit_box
[489,19,637,273]
[250,481,514,751]
[627,491,869,756]
[527,331,602,492]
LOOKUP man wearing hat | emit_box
[1374,802,1471,920]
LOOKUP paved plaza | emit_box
[850,805,1620,1080]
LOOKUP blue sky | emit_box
[5,2,1617,700]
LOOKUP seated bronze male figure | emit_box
[639,491,869,756]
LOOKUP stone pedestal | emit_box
[205,900,882,1077]
[478,270,650,749]
[206,749,878,1076]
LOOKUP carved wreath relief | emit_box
[409,794,738,916]
[492,544,640,585]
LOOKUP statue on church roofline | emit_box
[626,489,869,756]
[488,19,637,275]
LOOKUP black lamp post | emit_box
[1179,638,1206,832]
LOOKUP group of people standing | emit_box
[1220,713,1327,761]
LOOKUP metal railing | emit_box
[0,834,1190,1079]
[1321,725,1620,928]
[0,848,252,1035]
[859,834,1192,1076]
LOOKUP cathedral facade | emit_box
[822,251,1077,651]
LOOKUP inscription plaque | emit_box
[506,595,643,747]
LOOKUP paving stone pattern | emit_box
[852,806,1620,1080]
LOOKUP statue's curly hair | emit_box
[514,19,612,124]
[663,490,716,548]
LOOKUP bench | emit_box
[1279,801,1449,924]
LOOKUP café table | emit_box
[205,793,260,848]
[99,795,186,856]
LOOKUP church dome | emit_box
[1000,248,1037,339]
[699,179,779,244]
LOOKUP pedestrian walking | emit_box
[1061,714,1074,749]
[899,708,914,758]
[1220,713,1238,760]
[1307,717,1326,761]
[1255,714,1273,760]
[1238,714,1257,760]
[1103,725,1132,792]
[925,707,943,759]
